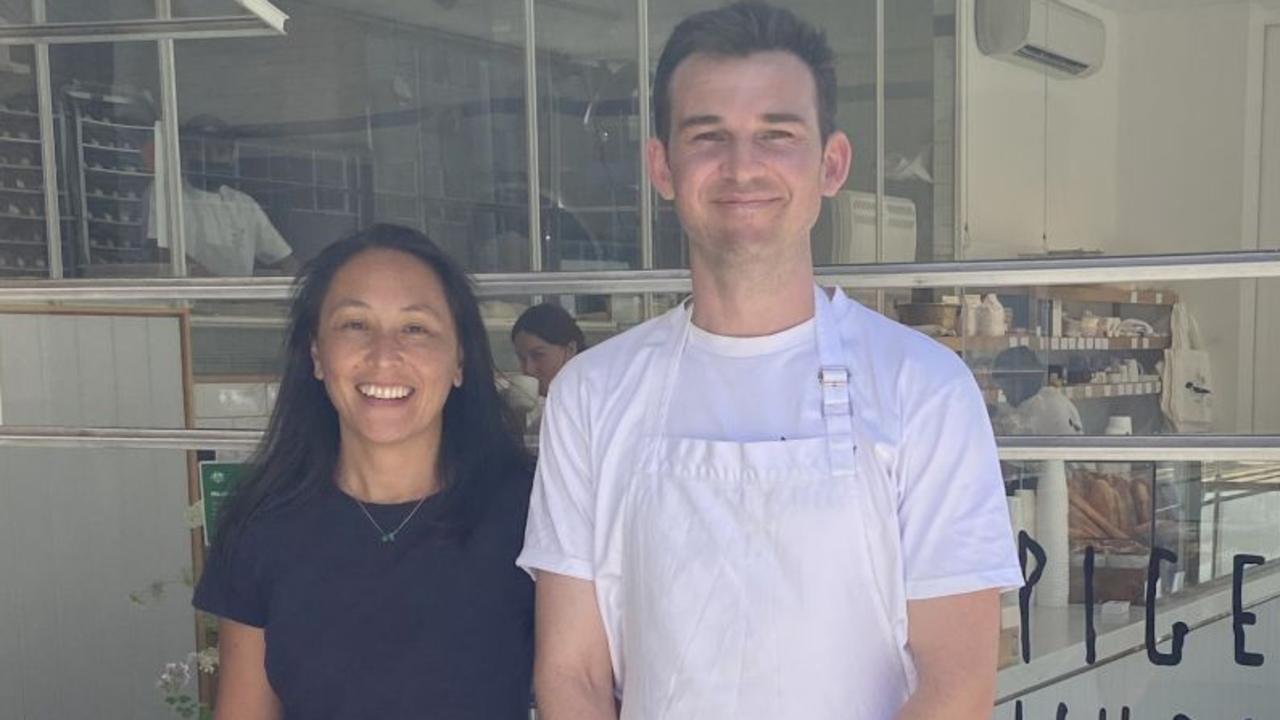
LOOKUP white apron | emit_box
[615,286,915,719]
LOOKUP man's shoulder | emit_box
[834,290,975,398]
[552,305,680,395]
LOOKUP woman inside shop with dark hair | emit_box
[511,302,586,397]
[196,224,534,719]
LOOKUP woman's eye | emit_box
[404,324,429,335]
[340,319,367,331]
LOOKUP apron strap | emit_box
[813,285,858,477]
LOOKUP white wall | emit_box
[962,0,1122,259]
[0,314,194,720]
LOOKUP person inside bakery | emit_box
[142,115,298,277]
[511,302,587,398]
[989,346,1084,436]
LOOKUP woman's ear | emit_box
[310,340,324,380]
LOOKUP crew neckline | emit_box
[686,312,816,358]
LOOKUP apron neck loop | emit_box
[643,286,858,475]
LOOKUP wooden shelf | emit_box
[961,285,1177,306]
[937,334,1171,352]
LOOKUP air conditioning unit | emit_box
[976,0,1105,79]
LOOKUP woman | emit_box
[196,224,534,719]
[510,302,586,396]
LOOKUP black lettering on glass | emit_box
[1146,547,1188,666]
[1233,553,1266,667]
[1019,531,1047,663]
[1085,545,1097,665]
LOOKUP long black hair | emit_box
[212,223,531,557]
[511,302,587,351]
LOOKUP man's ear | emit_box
[310,340,324,380]
[820,130,853,196]
[646,137,676,201]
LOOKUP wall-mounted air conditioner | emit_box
[975,0,1105,79]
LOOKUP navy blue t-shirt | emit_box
[194,476,533,719]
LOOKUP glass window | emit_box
[998,459,1279,718]
[534,0,640,273]
[171,0,530,275]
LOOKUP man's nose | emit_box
[722,139,763,181]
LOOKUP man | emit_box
[517,4,1023,718]
[142,117,298,277]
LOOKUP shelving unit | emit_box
[939,334,1171,352]
[0,101,62,277]
[62,88,161,273]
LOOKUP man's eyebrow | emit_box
[762,112,806,124]
[677,114,721,131]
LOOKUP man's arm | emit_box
[897,589,1001,720]
[533,571,617,720]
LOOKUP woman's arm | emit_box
[213,618,282,720]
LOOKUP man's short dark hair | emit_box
[652,1,837,145]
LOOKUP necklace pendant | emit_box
[381,532,395,543]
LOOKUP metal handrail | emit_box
[2,426,1278,461]
[0,251,1278,302]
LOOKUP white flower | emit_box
[156,660,192,694]
[195,647,219,674]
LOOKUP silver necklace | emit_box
[349,492,430,543]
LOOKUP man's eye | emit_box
[693,131,724,142]
[761,130,794,141]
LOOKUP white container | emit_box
[962,294,982,337]
[979,294,1006,337]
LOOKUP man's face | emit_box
[647,51,851,266]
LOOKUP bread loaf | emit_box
[1130,479,1153,527]
[1105,474,1137,536]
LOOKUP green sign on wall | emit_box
[198,461,247,547]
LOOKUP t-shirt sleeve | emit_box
[192,538,269,628]
[245,199,292,265]
[897,374,1024,600]
[516,369,597,581]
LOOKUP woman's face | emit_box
[513,331,576,396]
[311,249,462,451]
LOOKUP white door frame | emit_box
[1237,6,1280,432]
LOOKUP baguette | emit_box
[1069,492,1131,540]
[1069,505,1107,539]
[1130,480,1153,527]
[1105,474,1137,536]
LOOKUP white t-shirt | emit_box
[146,185,292,276]
[517,288,1022,696]
[667,317,825,442]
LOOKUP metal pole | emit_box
[523,0,542,273]
[155,0,187,276]
[874,0,886,314]
[32,0,63,278]
[636,0,654,319]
